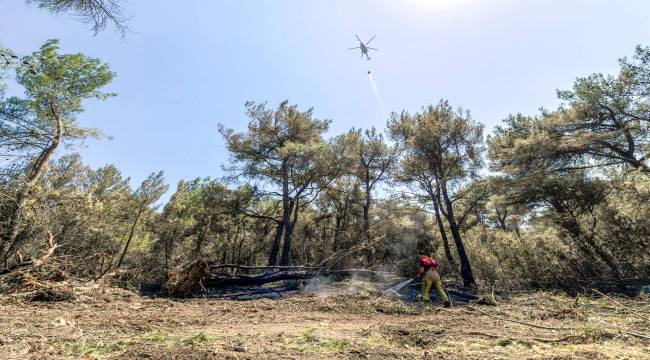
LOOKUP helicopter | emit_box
[348,35,377,61]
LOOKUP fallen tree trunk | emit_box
[204,268,380,288]
[205,271,317,287]
[163,258,384,297]
[208,263,323,273]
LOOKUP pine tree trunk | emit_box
[363,170,371,238]
[1,95,63,267]
[279,218,294,267]
[333,215,342,252]
[116,206,144,268]
[432,194,458,271]
[269,161,292,266]
[280,199,299,266]
[333,195,350,253]
[440,184,477,290]
[267,221,284,266]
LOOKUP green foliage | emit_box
[142,330,169,345]
[575,321,608,341]
[182,332,210,347]
[1,40,114,171]
[60,338,136,357]
[283,327,351,353]
[388,100,484,186]
[15,39,114,143]
[361,329,391,348]
[486,46,650,285]
[300,327,319,343]
[219,100,331,185]
[489,46,650,175]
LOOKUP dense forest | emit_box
[2,36,649,293]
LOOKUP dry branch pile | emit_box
[0,258,73,301]
[0,233,75,301]
[0,233,139,303]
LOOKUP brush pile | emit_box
[0,232,137,303]
[0,257,73,301]
[0,232,76,301]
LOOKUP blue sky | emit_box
[1,0,649,201]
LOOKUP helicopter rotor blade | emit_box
[365,35,377,45]
[355,34,363,43]
[348,47,360,50]
[367,47,378,51]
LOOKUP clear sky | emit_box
[1,0,650,201]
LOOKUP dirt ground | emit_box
[0,281,648,360]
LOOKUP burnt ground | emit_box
[0,281,648,359]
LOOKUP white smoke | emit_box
[301,273,380,298]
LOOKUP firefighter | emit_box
[417,252,451,307]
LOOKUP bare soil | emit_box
[0,281,648,359]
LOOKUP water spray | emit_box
[367,70,387,118]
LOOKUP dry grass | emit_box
[0,286,648,359]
